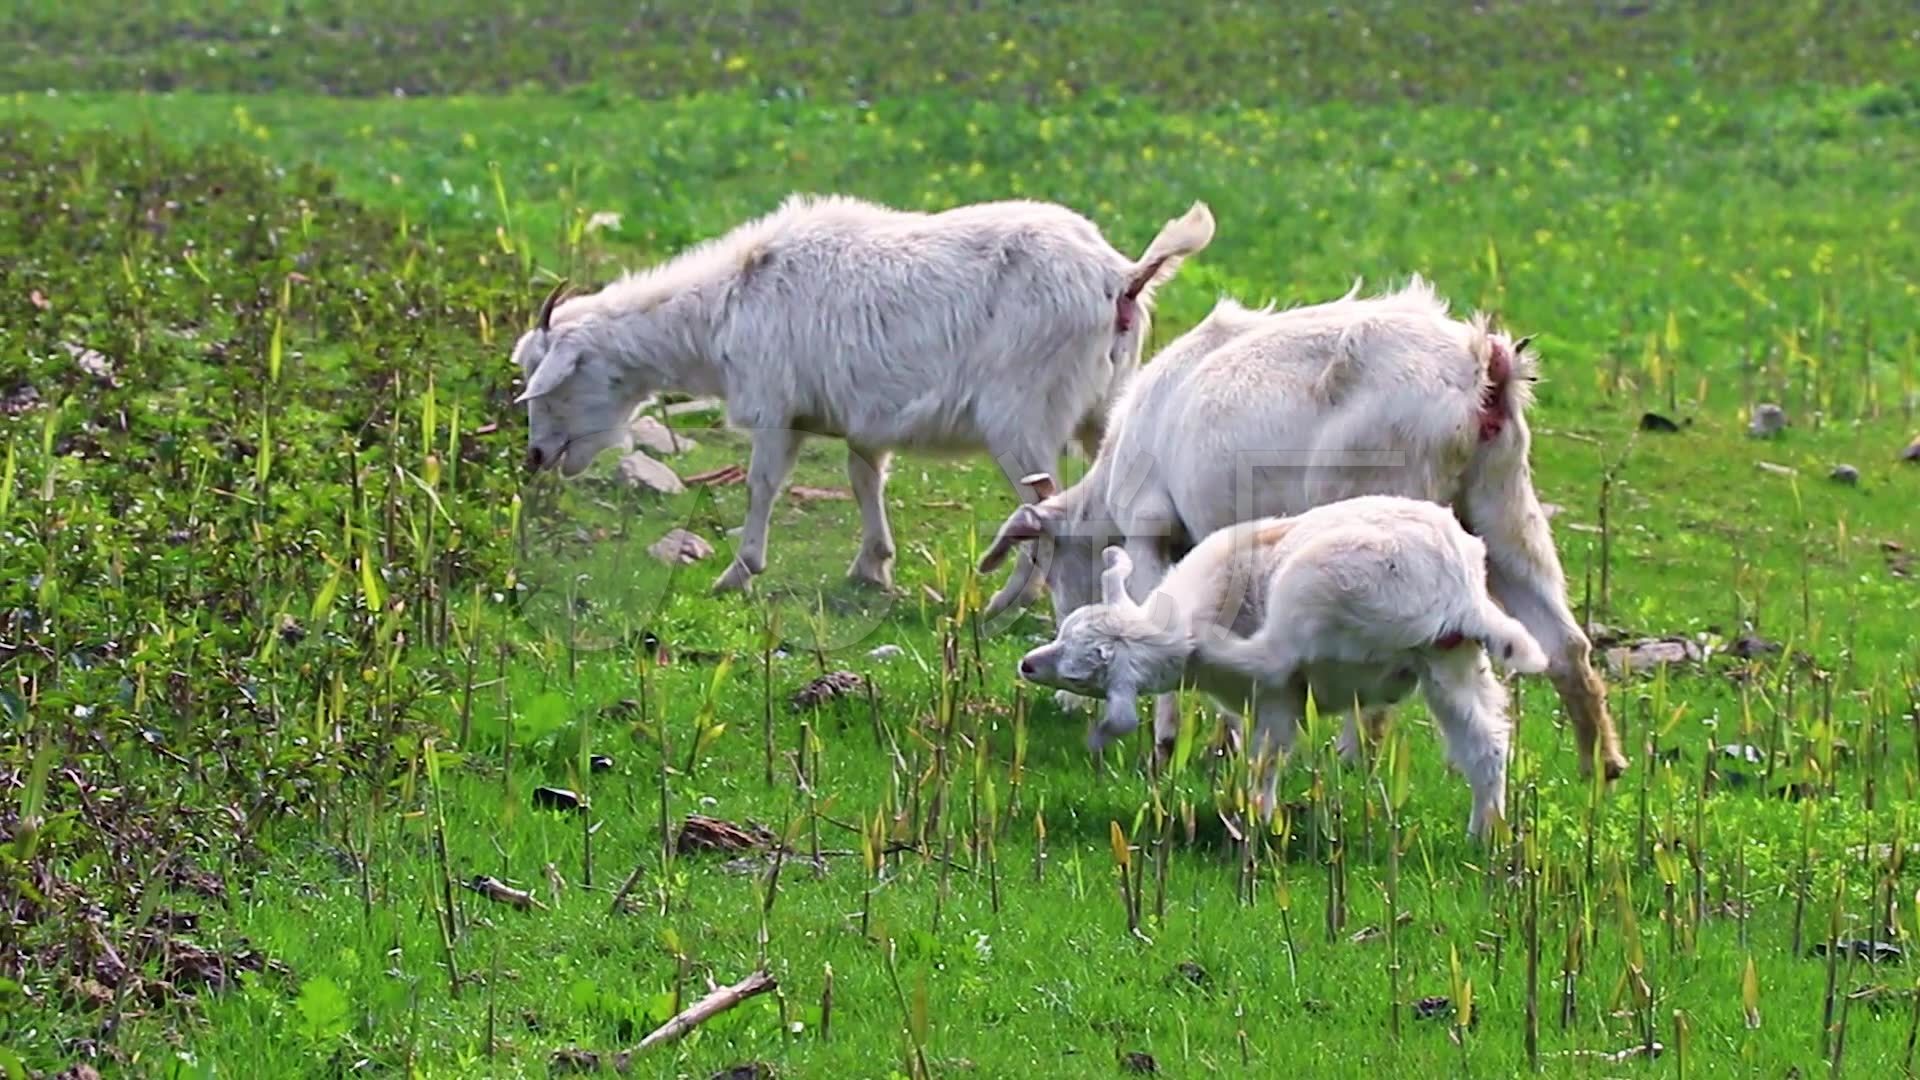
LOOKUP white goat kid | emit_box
[1015,495,1548,838]
[510,193,1214,595]
[978,276,1628,781]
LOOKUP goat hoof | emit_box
[846,559,896,592]
[711,562,757,595]
[1151,738,1179,773]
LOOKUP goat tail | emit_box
[1123,201,1216,304]
[1470,600,1550,676]
[1467,314,1542,444]
[1194,625,1291,687]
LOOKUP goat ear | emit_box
[1099,546,1133,606]
[978,503,1054,573]
[515,340,581,403]
[536,278,570,333]
[1511,334,1534,354]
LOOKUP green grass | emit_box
[4,3,1920,1077]
[7,0,1914,106]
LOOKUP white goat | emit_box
[510,193,1214,595]
[978,276,1627,781]
[1015,496,1548,838]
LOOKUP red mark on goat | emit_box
[1477,337,1514,442]
[1115,294,1138,334]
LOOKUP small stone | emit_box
[618,452,684,494]
[630,414,697,456]
[1830,463,1860,485]
[1639,411,1682,433]
[1902,435,1920,463]
[589,754,614,773]
[1755,461,1797,477]
[1748,403,1787,438]
[868,644,904,661]
[60,341,116,384]
[787,485,852,503]
[1729,633,1781,659]
[1120,1051,1158,1074]
[790,670,865,710]
[647,528,713,565]
[664,396,726,418]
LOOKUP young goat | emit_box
[978,276,1627,781]
[1015,495,1548,838]
[510,193,1214,595]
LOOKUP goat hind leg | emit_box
[1421,652,1515,841]
[845,442,896,590]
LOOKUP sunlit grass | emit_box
[3,18,1920,1078]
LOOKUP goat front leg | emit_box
[1464,443,1628,780]
[845,442,896,590]
[977,445,1061,631]
[713,427,804,595]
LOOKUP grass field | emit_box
[4,4,1920,1077]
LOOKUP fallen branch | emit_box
[462,875,546,911]
[551,970,779,1073]
[641,969,778,1049]
[1554,1042,1663,1065]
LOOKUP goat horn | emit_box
[536,278,570,333]
[1020,472,1057,500]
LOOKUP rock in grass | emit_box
[1748,402,1787,438]
[710,1065,776,1080]
[648,528,714,565]
[1639,411,1683,433]
[1903,435,1920,462]
[1809,940,1903,963]
[631,414,698,455]
[590,754,614,773]
[790,670,864,711]
[1830,463,1860,485]
[1120,1051,1159,1074]
[676,814,774,854]
[532,786,587,813]
[618,451,685,494]
[1602,637,1704,674]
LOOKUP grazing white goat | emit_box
[1015,496,1548,838]
[510,193,1214,595]
[978,276,1627,781]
